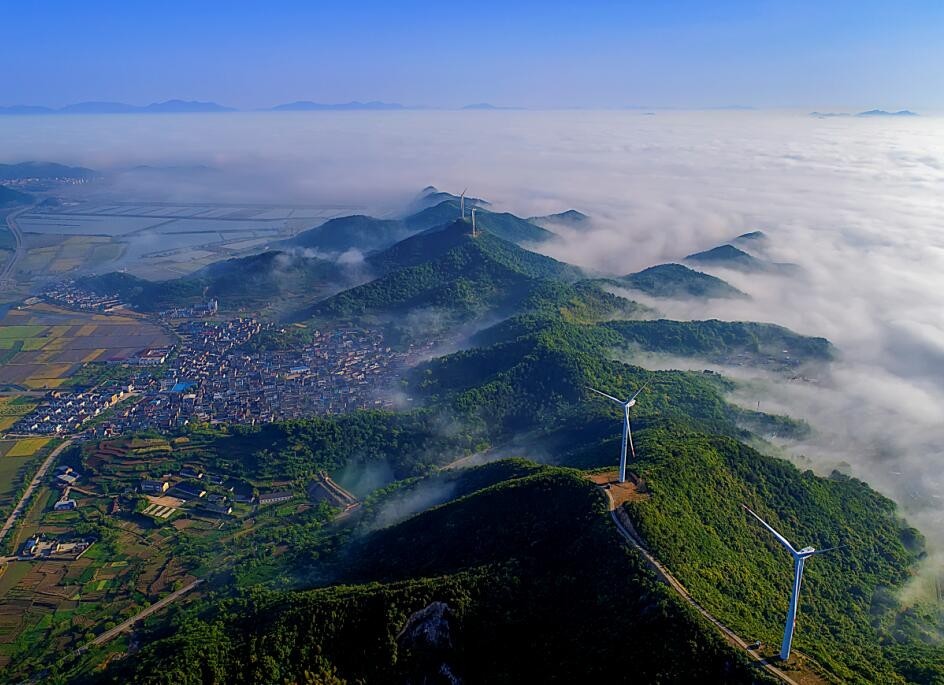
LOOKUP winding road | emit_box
[601,487,802,685]
[0,438,74,547]
[0,205,30,282]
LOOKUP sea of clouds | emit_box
[3,109,943,562]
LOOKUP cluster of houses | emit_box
[20,534,92,560]
[158,299,219,319]
[13,388,133,435]
[80,321,418,435]
[41,281,125,312]
[181,326,407,424]
[137,465,294,519]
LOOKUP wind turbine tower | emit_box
[459,188,467,219]
[588,384,647,483]
[742,504,841,661]
[471,208,478,237]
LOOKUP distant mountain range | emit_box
[810,109,919,118]
[270,101,407,111]
[0,100,505,114]
[0,100,235,115]
[0,161,98,180]
[460,103,524,110]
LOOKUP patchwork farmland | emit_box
[0,303,172,390]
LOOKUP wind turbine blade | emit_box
[811,544,845,555]
[742,504,798,555]
[626,414,636,460]
[587,387,624,404]
[629,382,649,403]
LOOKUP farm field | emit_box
[12,199,365,282]
[0,490,200,672]
[0,303,172,390]
[16,235,122,281]
[0,396,36,432]
[0,437,54,520]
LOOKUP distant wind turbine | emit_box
[459,188,467,219]
[588,383,647,483]
[471,207,477,237]
[742,504,841,661]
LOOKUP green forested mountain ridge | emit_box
[408,185,491,212]
[307,221,584,326]
[79,249,345,312]
[624,428,933,683]
[411,315,811,446]
[616,262,747,299]
[284,214,414,254]
[0,160,98,180]
[602,319,832,369]
[86,465,771,685]
[686,243,799,274]
[284,195,552,257]
[403,199,555,244]
[528,208,590,227]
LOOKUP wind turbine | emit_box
[742,504,841,661]
[471,207,478,237]
[588,383,647,483]
[459,188,467,219]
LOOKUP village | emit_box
[12,316,430,437]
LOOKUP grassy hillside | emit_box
[83,464,769,685]
[617,263,747,299]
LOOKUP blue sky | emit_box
[2,1,941,109]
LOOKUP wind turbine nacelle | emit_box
[799,546,816,555]
[626,399,636,408]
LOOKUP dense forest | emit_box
[79,465,772,685]
[615,263,747,299]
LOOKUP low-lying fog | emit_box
[4,109,943,567]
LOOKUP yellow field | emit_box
[25,378,65,389]
[0,396,37,431]
[82,349,105,362]
[6,438,51,457]
[76,324,98,337]
[20,338,49,351]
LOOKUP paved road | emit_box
[0,205,30,281]
[0,439,74,546]
[602,488,800,685]
[76,578,203,653]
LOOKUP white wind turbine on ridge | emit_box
[587,383,647,483]
[742,504,842,661]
